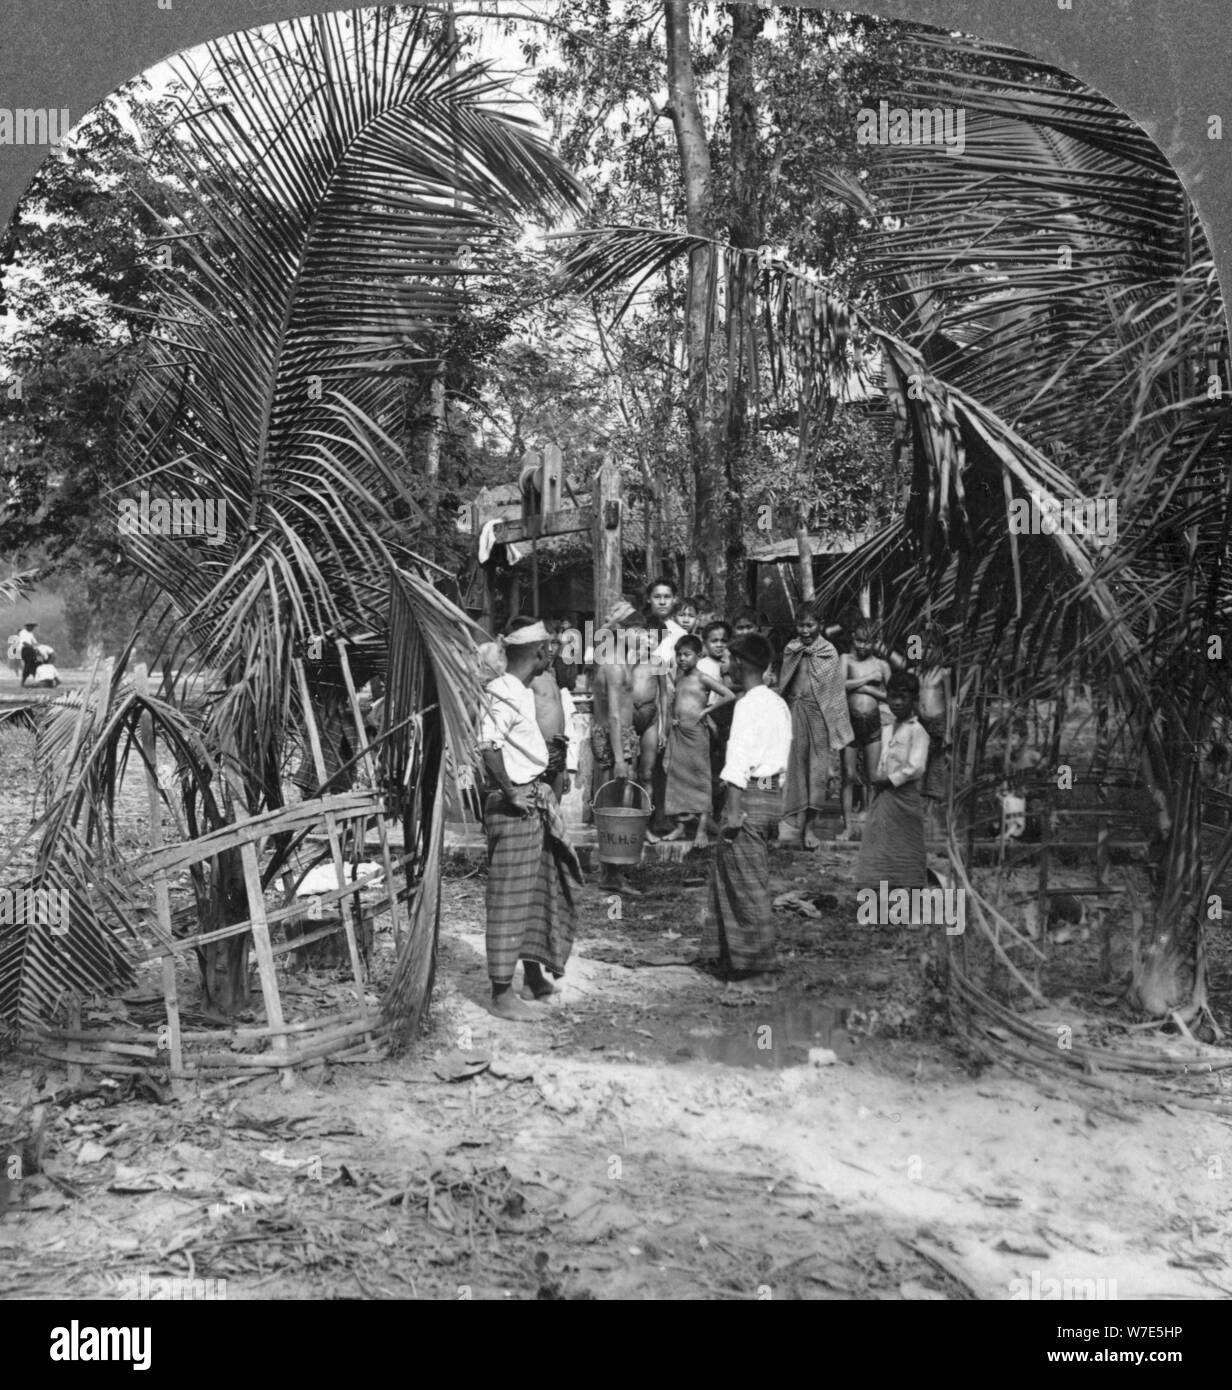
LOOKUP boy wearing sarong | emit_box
[662,634,735,841]
[856,670,930,891]
[479,619,582,1021]
[778,606,852,849]
[700,634,792,992]
[840,622,891,839]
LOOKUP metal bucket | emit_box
[591,779,651,865]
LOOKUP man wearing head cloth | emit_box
[476,617,582,1021]
[700,632,792,992]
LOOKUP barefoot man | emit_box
[700,633,792,993]
[478,619,582,1021]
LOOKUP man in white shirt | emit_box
[700,633,792,991]
[856,669,930,890]
[478,619,582,1021]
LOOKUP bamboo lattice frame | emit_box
[34,652,407,1087]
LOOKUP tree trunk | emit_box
[664,0,763,613]
[795,515,815,605]
[200,847,252,1014]
[665,0,725,607]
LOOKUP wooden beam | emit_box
[593,454,622,624]
[493,506,594,544]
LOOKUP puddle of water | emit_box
[675,997,855,1069]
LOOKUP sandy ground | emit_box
[1,721,1231,1301]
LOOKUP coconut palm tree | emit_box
[553,29,1230,1026]
[0,7,584,1040]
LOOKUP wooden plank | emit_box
[593,454,622,627]
[136,663,184,1086]
[300,654,369,1004]
[541,443,563,514]
[138,790,381,876]
[492,506,594,545]
[66,995,82,1087]
[334,643,404,952]
[227,787,292,1084]
[133,864,408,961]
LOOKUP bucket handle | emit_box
[591,778,652,812]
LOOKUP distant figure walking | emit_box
[16,622,40,687]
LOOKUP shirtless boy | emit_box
[530,629,569,800]
[840,622,891,838]
[591,622,664,885]
[662,634,736,840]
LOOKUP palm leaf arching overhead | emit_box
[555,27,1231,1016]
[120,7,585,800]
[2,8,587,1034]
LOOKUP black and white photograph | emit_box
[1,0,1230,1327]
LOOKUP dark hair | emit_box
[505,616,541,634]
[887,670,920,700]
[728,633,774,672]
[648,577,677,597]
[676,634,703,657]
[731,607,758,626]
[684,594,707,611]
[703,620,731,641]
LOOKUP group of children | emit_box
[585,585,952,872]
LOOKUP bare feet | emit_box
[726,972,779,994]
[490,991,544,1021]
[802,829,821,850]
[834,826,856,842]
[521,965,556,1001]
[600,873,642,897]
[661,824,687,841]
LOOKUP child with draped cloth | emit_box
[856,669,930,890]
[778,605,852,848]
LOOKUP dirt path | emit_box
[3,848,1228,1301]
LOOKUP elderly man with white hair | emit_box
[477,617,582,1021]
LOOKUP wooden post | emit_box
[136,664,184,1089]
[223,776,293,1088]
[593,453,622,625]
[334,641,404,961]
[294,658,370,1010]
